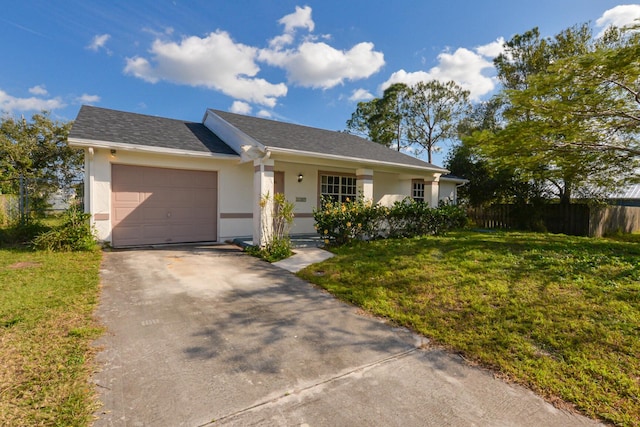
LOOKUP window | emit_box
[321,174,357,203]
[412,180,425,202]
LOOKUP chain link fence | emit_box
[0,176,83,226]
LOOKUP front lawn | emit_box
[298,231,640,426]
[0,247,103,426]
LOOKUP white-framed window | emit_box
[412,179,425,202]
[320,174,357,203]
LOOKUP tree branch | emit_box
[553,140,640,156]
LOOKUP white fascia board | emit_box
[440,176,469,184]
[267,146,450,175]
[202,109,267,162]
[68,137,241,160]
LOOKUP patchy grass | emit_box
[298,231,640,426]
[0,247,103,426]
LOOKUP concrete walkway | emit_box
[93,245,602,426]
[272,246,335,272]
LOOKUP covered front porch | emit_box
[250,155,443,247]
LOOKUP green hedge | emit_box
[313,197,467,245]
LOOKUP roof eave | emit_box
[266,146,449,174]
[68,137,240,160]
[440,177,469,184]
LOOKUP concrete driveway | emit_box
[93,245,600,426]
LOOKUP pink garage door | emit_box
[111,164,217,247]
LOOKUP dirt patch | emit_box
[8,262,42,269]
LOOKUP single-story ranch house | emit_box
[69,106,465,247]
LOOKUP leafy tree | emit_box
[346,83,411,152]
[472,23,639,204]
[510,24,640,159]
[404,80,471,164]
[0,112,81,214]
[449,99,544,207]
[347,80,471,163]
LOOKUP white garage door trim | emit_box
[111,164,218,247]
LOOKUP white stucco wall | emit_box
[84,147,454,244]
[85,148,252,244]
[439,181,458,205]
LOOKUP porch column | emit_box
[253,158,275,247]
[425,175,440,207]
[356,168,373,201]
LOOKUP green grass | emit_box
[298,231,640,426]
[0,247,103,426]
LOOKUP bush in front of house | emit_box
[314,197,467,245]
[31,207,96,251]
[247,193,296,262]
[313,196,385,245]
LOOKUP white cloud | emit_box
[381,39,502,101]
[269,33,294,49]
[87,33,111,53]
[124,30,287,107]
[261,6,384,89]
[230,101,252,114]
[475,37,505,58]
[257,109,272,118]
[124,6,383,106]
[259,41,385,89]
[349,88,374,102]
[596,4,640,30]
[0,89,64,113]
[278,5,314,33]
[76,93,101,104]
[28,85,48,96]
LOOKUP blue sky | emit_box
[2,1,639,166]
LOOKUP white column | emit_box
[425,175,440,207]
[253,158,275,247]
[356,168,374,201]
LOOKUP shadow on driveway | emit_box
[93,244,601,427]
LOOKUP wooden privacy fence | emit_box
[468,204,640,237]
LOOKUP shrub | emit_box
[314,197,467,246]
[0,221,49,246]
[31,207,96,251]
[248,193,295,262]
[313,196,385,245]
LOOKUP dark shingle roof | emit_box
[69,105,238,156]
[212,110,446,171]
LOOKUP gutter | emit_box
[266,146,449,174]
[68,137,240,160]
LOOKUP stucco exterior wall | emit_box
[84,148,456,244]
[84,148,251,244]
[272,161,318,235]
[439,181,458,205]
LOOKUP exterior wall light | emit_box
[110,149,117,157]
[297,173,303,183]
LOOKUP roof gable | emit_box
[69,105,238,156]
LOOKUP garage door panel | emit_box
[138,207,170,221]
[113,206,141,222]
[171,223,216,241]
[111,225,143,244]
[111,165,217,247]
[113,191,145,203]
